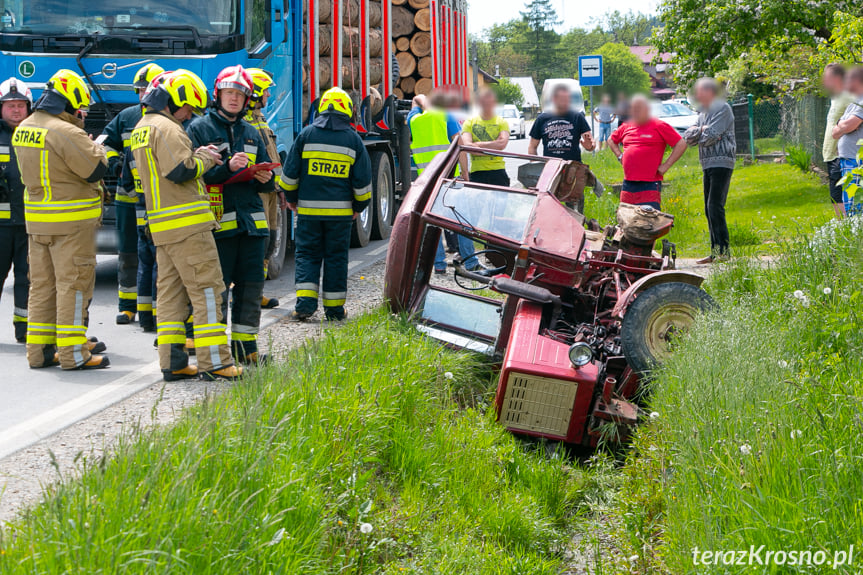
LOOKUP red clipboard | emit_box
[224,162,281,185]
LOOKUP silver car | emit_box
[500,105,525,139]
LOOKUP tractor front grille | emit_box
[500,373,579,437]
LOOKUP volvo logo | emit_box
[101,62,118,79]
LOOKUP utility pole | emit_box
[471,40,479,95]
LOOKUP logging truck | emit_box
[0,0,468,277]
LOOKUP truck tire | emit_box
[370,151,394,240]
[620,282,714,375]
[351,203,372,247]
[266,207,290,280]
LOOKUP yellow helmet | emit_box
[319,87,353,117]
[133,63,165,92]
[162,69,209,114]
[46,69,90,111]
[246,68,275,108]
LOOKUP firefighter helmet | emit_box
[45,69,90,111]
[0,77,33,108]
[162,69,210,114]
[246,68,275,109]
[318,87,353,117]
[214,65,253,108]
[133,63,165,92]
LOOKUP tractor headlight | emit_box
[568,342,593,368]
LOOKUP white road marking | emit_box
[369,244,389,256]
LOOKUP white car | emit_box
[500,105,525,139]
[651,101,699,134]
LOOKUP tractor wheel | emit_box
[621,282,715,375]
[351,201,372,248]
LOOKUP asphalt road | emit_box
[0,238,389,460]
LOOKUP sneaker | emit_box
[87,339,107,354]
[261,296,280,309]
[163,365,198,382]
[71,355,110,370]
[200,365,244,381]
[290,310,313,322]
[695,256,714,265]
[116,311,135,325]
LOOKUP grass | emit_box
[582,148,832,257]
[0,310,602,574]
[612,217,863,573]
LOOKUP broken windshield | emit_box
[430,181,536,243]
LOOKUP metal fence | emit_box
[731,93,830,167]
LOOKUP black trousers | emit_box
[826,158,844,204]
[116,202,138,314]
[702,167,733,255]
[0,225,28,341]
[216,233,267,358]
[470,169,510,187]
[294,217,352,319]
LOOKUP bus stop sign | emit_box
[578,55,603,87]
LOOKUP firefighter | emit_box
[187,66,272,364]
[101,62,164,329]
[245,68,284,310]
[131,69,241,381]
[280,87,372,322]
[13,69,109,370]
[0,78,32,343]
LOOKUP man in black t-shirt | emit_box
[528,84,594,161]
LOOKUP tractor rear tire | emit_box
[621,282,714,375]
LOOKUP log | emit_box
[394,87,405,99]
[341,60,383,88]
[318,0,360,26]
[369,86,384,116]
[369,1,382,27]
[415,77,433,95]
[410,32,431,57]
[303,60,334,92]
[396,51,416,77]
[393,5,416,37]
[395,36,411,52]
[399,76,416,94]
[414,8,430,32]
[418,55,432,78]
[408,0,429,8]
[317,25,382,57]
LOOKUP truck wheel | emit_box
[351,204,372,247]
[370,151,394,240]
[621,282,714,375]
[266,207,290,280]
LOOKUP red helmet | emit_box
[213,65,253,108]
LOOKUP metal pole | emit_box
[471,41,479,95]
[589,86,595,154]
[747,93,756,161]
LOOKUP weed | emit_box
[786,144,812,173]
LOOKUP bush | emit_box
[786,144,812,173]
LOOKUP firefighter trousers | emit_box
[0,225,29,342]
[216,233,266,359]
[294,217,352,319]
[136,225,157,331]
[155,231,233,373]
[27,226,97,369]
[116,202,138,314]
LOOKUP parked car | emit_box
[499,105,525,139]
[652,100,699,134]
[541,79,586,113]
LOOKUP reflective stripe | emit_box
[251,211,267,221]
[296,282,318,291]
[24,196,101,223]
[0,202,10,219]
[72,291,85,366]
[13,315,26,323]
[244,144,257,155]
[302,143,357,160]
[25,207,101,223]
[411,144,450,155]
[144,149,161,210]
[138,296,153,304]
[115,194,138,204]
[251,211,268,229]
[195,335,229,347]
[40,149,51,201]
[149,212,214,234]
[118,290,136,300]
[217,211,238,231]
[322,291,347,300]
[194,157,205,178]
[353,184,372,202]
[0,145,10,154]
[158,335,186,345]
[297,207,353,217]
[148,201,212,220]
[106,149,121,159]
[298,200,352,210]
[323,298,346,307]
[231,332,257,342]
[323,291,347,307]
[297,290,318,299]
[27,335,56,344]
[231,323,257,334]
[14,307,27,318]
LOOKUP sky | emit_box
[467,0,659,35]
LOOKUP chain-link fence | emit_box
[731,93,831,167]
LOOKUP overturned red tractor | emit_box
[384,143,713,446]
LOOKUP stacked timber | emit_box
[391,0,432,99]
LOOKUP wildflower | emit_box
[739,444,752,455]
[628,555,639,563]
[793,290,805,299]
[778,360,788,368]
[338,520,343,526]
[360,522,373,534]
[823,287,832,295]
[649,411,660,420]
[444,371,454,380]
[360,276,365,280]
[790,429,803,439]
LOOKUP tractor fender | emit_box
[612,270,705,319]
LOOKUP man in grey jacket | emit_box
[684,77,736,264]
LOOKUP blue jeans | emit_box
[435,233,477,271]
[598,122,612,142]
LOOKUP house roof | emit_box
[506,76,540,108]
[629,45,672,65]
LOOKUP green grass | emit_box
[754,136,788,154]
[0,310,597,574]
[582,148,832,257]
[613,217,863,573]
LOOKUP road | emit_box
[0,238,389,460]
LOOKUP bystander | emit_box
[831,66,863,217]
[593,94,616,151]
[821,64,854,219]
[461,88,510,186]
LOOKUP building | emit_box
[507,76,540,115]
[629,46,675,100]
[469,64,499,93]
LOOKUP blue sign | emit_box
[578,55,603,87]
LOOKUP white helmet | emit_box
[0,78,33,108]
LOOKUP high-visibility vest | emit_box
[409,109,456,176]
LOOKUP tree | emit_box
[584,43,652,98]
[594,10,659,46]
[492,78,525,107]
[559,27,611,76]
[518,0,562,83]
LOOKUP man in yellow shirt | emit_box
[461,88,510,186]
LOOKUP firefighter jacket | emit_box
[0,119,26,226]
[279,111,372,220]
[130,109,218,246]
[13,109,107,235]
[101,104,144,205]
[245,108,282,193]
[187,110,270,239]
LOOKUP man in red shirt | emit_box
[608,95,687,209]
